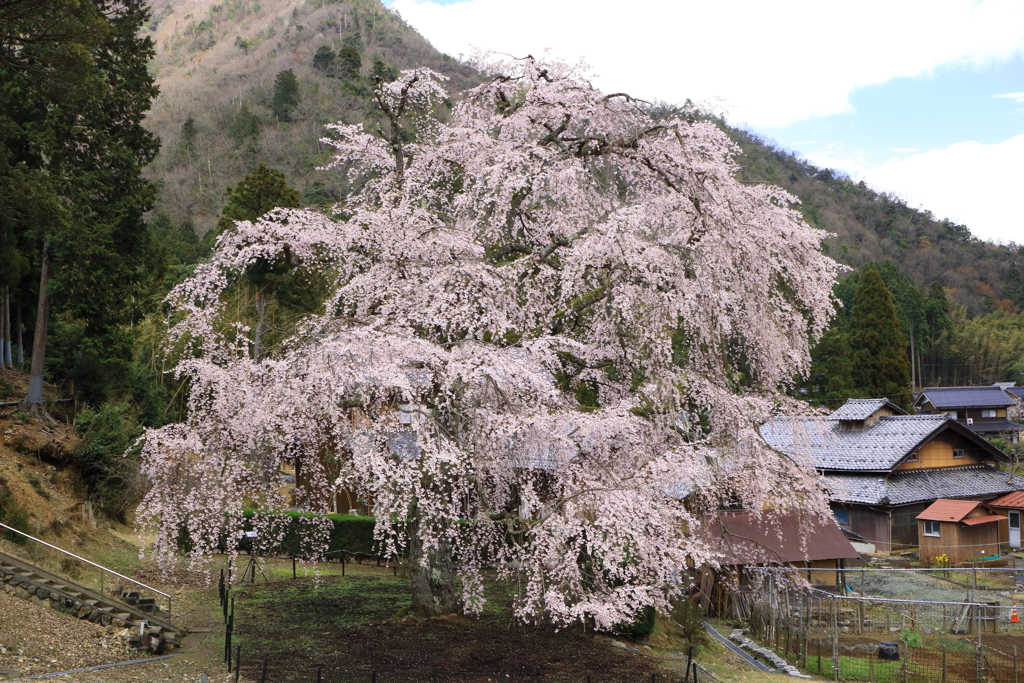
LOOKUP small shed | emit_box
[917,499,1006,564]
[694,511,861,615]
[985,491,1024,548]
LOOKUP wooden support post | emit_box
[942,644,947,683]
[869,650,874,683]
[902,641,909,683]
[1013,644,1018,683]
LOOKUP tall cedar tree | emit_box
[3,0,161,409]
[849,270,912,409]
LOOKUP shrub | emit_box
[670,599,709,646]
[72,402,144,521]
[0,478,30,543]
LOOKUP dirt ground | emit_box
[230,564,693,683]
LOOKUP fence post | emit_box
[370,669,375,683]
[235,647,241,683]
[833,597,840,682]
[941,645,947,683]
[261,659,268,683]
[292,555,296,580]
[433,666,438,683]
[978,603,985,683]
[869,651,874,683]
[316,665,322,683]
[973,566,978,604]
[1015,644,1019,683]
[902,640,908,683]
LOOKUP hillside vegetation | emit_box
[144,0,480,236]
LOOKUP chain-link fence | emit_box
[740,569,1024,682]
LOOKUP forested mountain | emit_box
[727,127,1023,318]
[140,0,1022,319]
[143,0,480,237]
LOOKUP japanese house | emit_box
[917,499,1005,565]
[915,386,1022,444]
[761,398,1024,552]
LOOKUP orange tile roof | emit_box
[988,491,1024,509]
[962,514,1007,526]
[917,499,984,522]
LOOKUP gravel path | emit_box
[0,578,250,682]
[857,570,1016,605]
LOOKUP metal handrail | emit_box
[0,521,171,615]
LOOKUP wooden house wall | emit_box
[848,506,890,551]
[895,434,982,471]
[891,504,926,549]
[920,521,1000,564]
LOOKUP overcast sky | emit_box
[384,0,1024,246]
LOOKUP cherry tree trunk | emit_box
[408,505,459,618]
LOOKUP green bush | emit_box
[0,478,30,543]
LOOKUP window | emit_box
[957,410,967,420]
[924,520,941,537]
[906,451,919,462]
[981,409,996,418]
[953,449,965,459]
[833,509,850,526]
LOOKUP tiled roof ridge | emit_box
[923,385,1011,391]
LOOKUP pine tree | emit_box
[337,45,361,80]
[272,69,300,121]
[178,116,197,160]
[848,270,912,409]
[312,46,336,75]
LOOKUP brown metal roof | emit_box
[987,491,1024,509]
[917,498,984,522]
[962,514,1007,526]
[698,510,860,565]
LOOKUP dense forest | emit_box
[1,0,1022,516]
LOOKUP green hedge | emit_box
[177,510,378,557]
[238,509,378,557]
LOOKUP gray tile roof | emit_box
[827,398,906,420]
[966,420,1024,434]
[824,466,1024,506]
[760,414,950,471]
[1007,387,1024,399]
[917,386,1015,409]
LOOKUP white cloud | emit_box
[389,0,1024,127]
[996,92,1024,102]
[863,135,1024,244]
[891,147,919,154]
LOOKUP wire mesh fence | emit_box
[739,569,1024,682]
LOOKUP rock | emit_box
[111,618,126,629]
[610,639,629,650]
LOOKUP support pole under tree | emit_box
[941,644,947,683]
[22,243,51,415]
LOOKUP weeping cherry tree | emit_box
[138,56,841,627]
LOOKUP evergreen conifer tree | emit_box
[848,270,912,409]
[272,69,300,121]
